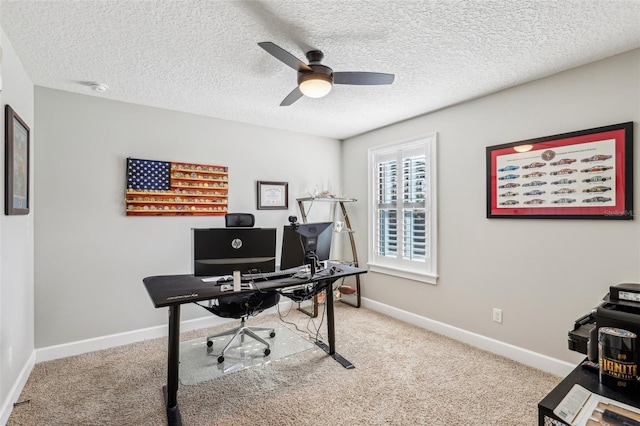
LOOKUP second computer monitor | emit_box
[280,222,333,270]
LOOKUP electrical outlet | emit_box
[493,308,503,323]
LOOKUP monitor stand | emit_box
[305,251,323,277]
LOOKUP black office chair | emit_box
[200,291,280,363]
[199,212,279,363]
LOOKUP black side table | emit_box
[538,359,640,425]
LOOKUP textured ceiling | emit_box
[2,0,640,140]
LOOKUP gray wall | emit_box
[34,88,340,348]
[0,23,35,419]
[342,49,640,363]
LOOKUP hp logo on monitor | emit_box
[231,238,243,249]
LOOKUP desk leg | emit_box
[163,304,182,426]
[326,282,336,353]
[315,280,355,369]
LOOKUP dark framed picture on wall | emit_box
[5,105,30,215]
[257,181,288,210]
[486,122,633,220]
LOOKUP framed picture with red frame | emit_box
[486,122,633,219]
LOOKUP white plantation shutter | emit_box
[402,149,426,261]
[376,153,398,257]
[369,135,437,284]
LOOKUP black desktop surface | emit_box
[143,263,366,308]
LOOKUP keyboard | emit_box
[242,268,300,282]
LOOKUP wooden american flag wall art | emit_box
[125,157,228,216]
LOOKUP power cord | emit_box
[276,300,325,342]
[276,272,347,343]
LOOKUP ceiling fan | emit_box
[258,41,395,106]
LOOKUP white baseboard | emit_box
[35,299,300,363]
[361,297,576,377]
[0,351,36,426]
[35,297,571,376]
[35,316,224,363]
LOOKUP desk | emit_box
[143,263,366,426]
[538,360,640,425]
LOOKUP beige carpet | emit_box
[8,304,561,425]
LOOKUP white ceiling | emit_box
[2,0,640,140]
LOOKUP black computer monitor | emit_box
[280,222,333,274]
[192,228,276,276]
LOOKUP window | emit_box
[368,134,437,284]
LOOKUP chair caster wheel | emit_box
[269,331,276,338]
[206,340,213,347]
[217,355,225,363]
[263,348,271,357]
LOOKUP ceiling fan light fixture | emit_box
[298,74,332,98]
[258,41,394,106]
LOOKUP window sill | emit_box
[368,263,438,285]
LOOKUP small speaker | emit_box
[225,213,255,228]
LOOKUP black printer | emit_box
[568,283,640,361]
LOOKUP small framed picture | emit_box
[5,105,30,215]
[257,181,288,210]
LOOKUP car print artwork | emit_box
[499,191,519,197]
[522,162,546,169]
[523,171,547,178]
[581,154,612,162]
[523,190,545,196]
[550,168,577,176]
[498,182,520,189]
[522,180,547,187]
[581,165,613,173]
[550,158,577,166]
[551,198,576,204]
[498,165,520,172]
[523,199,545,205]
[583,196,612,203]
[582,176,611,183]
[498,174,519,180]
[499,200,519,206]
[551,188,576,195]
[582,186,612,193]
[551,178,576,185]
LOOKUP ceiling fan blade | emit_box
[280,87,304,106]
[333,72,395,85]
[258,42,312,73]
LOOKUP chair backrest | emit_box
[225,213,255,228]
[203,291,280,319]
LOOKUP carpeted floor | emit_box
[8,304,561,425]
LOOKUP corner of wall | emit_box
[0,351,35,425]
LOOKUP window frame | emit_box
[367,133,438,284]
